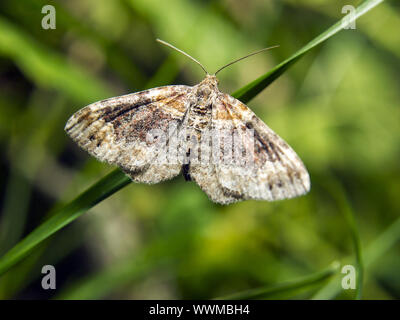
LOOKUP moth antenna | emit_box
[214,45,279,75]
[156,39,208,75]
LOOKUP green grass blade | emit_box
[323,177,364,299]
[364,218,400,267]
[0,0,383,277]
[216,262,340,300]
[0,167,31,256]
[0,170,130,276]
[233,0,384,103]
[312,216,400,300]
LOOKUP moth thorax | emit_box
[197,78,218,98]
[196,85,212,98]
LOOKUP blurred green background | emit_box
[0,0,399,299]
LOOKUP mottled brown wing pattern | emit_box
[65,85,191,183]
[182,90,241,205]
[65,73,310,204]
[189,149,241,205]
[212,93,310,203]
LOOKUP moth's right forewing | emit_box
[65,85,191,178]
[213,93,310,201]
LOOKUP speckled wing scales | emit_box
[65,85,191,183]
[65,78,310,204]
[211,93,310,203]
[189,148,241,205]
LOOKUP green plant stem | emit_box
[312,216,400,300]
[324,177,364,299]
[216,262,340,300]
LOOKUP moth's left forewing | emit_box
[65,85,192,183]
[213,93,310,201]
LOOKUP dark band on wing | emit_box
[66,89,184,133]
[102,99,153,123]
[252,128,280,162]
[221,186,244,200]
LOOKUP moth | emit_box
[65,39,310,204]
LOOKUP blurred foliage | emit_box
[0,0,399,300]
